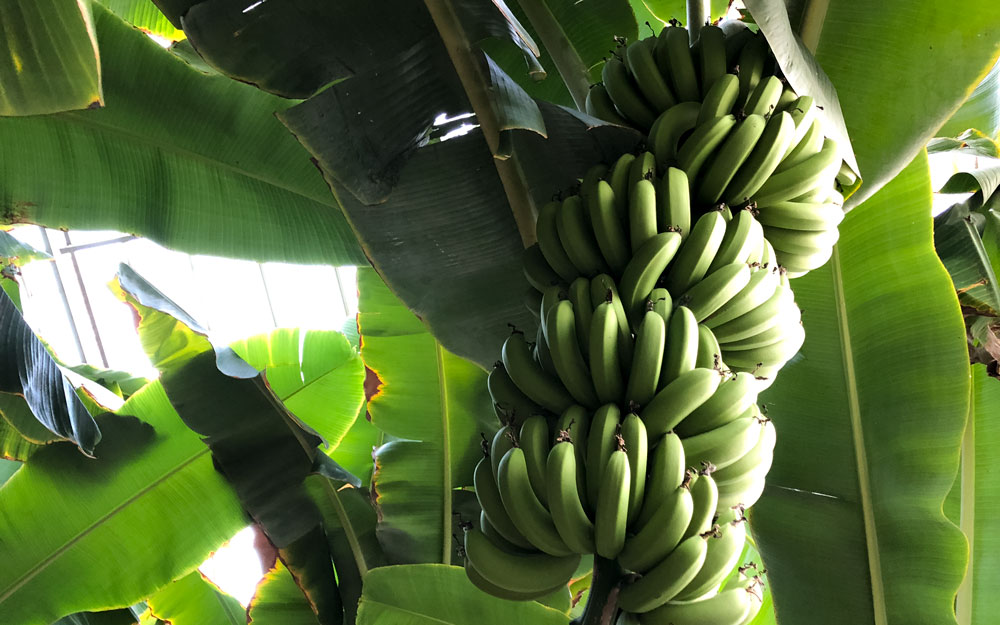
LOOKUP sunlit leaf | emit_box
[146,570,243,625]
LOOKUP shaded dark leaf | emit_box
[247,562,321,625]
[0,288,99,455]
[934,201,1000,316]
[52,609,138,625]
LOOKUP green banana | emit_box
[587,179,631,274]
[626,37,678,111]
[696,73,740,125]
[539,284,564,342]
[603,55,658,129]
[723,24,754,68]
[557,194,611,277]
[696,25,727,99]
[498,447,574,556]
[594,447,631,558]
[465,558,569,601]
[463,527,580,593]
[621,412,649,524]
[696,323,724,370]
[491,425,517,480]
[519,415,551,505]
[713,415,775,484]
[697,114,767,205]
[678,262,752,323]
[609,153,638,220]
[764,224,840,256]
[536,200,580,283]
[651,103,701,168]
[630,178,660,254]
[580,163,609,201]
[711,284,792,343]
[776,85,798,111]
[674,507,748,601]
[779,95,818,160]
[777,117,824,171]
[534,323,557,377]
[522,243,561,292]
[479,510,527,553]
[590,301,624,404]
[753,137,840,205]
[664,210,727,295]
[721,315,797,350]
[736,34,770,108]
[568,277,593,358]
[620,483,694,573]
[501,330,574,414]
[716,467,769,510]
[626,310,667,407]
[523,287,542,322]
[755,200,844,231]
[619,232,683,326]
[590,273,635,367]
[586,403,621,507]
[657,166,692,239]
[676,372,757,436]
[743,217,766,266]
[724,321,805,370]
[676,114,738,186]
[682,415,763,471]
[474,457,533,549]
[647,287,673,326]
[707,209,757,272]
[723,110,795,205]
[629,151,657,192]
[546,299,599,408]
[586,83,630,126]
[637,584,754,625]
[617,534,709,613]
[487,362,543,426]
[744,74,783,118]
[546,439,596,554]
[555,404,592,502]
[683,471,719,540]
[704,266,779,328]
[656,25,700,102]
[641,367,722,439]
[639,433,687,525]
[776,246,834,275]
[660,306,699,386]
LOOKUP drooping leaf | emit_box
[0,384,247,625]
[746,0,1000,207]
[749,152,969,624]
[954,364,1000,624]
[97,0,184,41]
[61,363,150,399]
[358,268,494,564]
[934,201,1000,316]
[938,56,1000,142]
[338,104,639,368]
[146,570,243,625]
[0,395,54,460]
[928,130,1000,160]
[0,288,100,454]
[230,328,366,452]
[940,163,1000,200]
[52,609,139,625]
[355,565,570,625]
[0,6,365,267]
[0,0,102,115]
[0,229,49,268]
[246,562,321,625]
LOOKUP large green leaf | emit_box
[358,268,495,564]
[0,288,100,454]
[246,562,321,625]
[146,570,243,625]
[0,5,365,267]
[0,458,20,485]
[230,328,366,453]
[955,365,1000,625]
[934,201,1000,316]
[0,229,49,268]
[0,0,101,115]
[747,0,1000,207]
[938,57,1000,142]
[0,383,247,625]
[749,152,969,624]
[355,565,570,625]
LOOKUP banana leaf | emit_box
[749,152,969,624]
[97,0,184,41]
[246,562,321,625]
[0,384,247,625]
[146,570,243,625]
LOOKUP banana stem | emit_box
[577,556,624,625]
[686,0,710,43]
[514,0,591,111]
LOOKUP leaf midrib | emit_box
[831,246,887,625]
[0,447,210,604]
[436,341,452,566]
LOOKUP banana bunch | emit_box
[465,401,775,612]
[586,23,844,278]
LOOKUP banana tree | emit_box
[1,0,1000,624]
